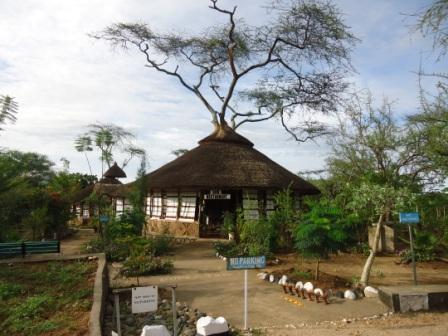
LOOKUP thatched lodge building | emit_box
[71,162,128,225]
[139,126,319,238]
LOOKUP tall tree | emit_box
[93,0,358,141]
[75,123,145,175]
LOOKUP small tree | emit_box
[294,198,347,280]
[269,187,298,250]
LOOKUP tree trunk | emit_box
[360,213,384,286]
[315,258,320,281]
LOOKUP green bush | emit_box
[214,241,243,257]
[239,216,273,257]
[0,282,22,300]
[399,231,438,263]
[120,255,173,277]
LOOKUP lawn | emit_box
[0,259,97,336]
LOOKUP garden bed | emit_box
[0,259,97,336]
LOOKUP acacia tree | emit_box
[93,0,357,140]
[327,94,440,285]
[75,123,145,175]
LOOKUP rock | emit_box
[354,288,364,299]
[304,282,314,292]
[364,286,379,298]
[335,290,344,298]
[196,316,229,336]
[314,288,324,296]
[269,274,275,283]
[295,281,303,290]
[279,275,288,285]
[344,290,356,300]
[140,325,171,336]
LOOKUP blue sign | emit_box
[227,256,266,270]
[399,212,420,224]
[99,215,110,224]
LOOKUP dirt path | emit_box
[61,228,97,255]
[109,241,396,330]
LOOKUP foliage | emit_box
[268,188,299,250]
[294,198,348,260]
[414,0,448,58]
[0,282,23,300]
[213,241,242,258]
[75,122,145,172]
[120,255,173,277]
[0,95,18,132]
[399,230,439,263]
[238,215,273,257]
[94,0,357,141]
[0,260,96,335]
[221,211,236,235]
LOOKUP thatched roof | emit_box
[72,180,126,203]
[104,162,127,178]
[144,126,320,194]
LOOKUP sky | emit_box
[0,0,444,182]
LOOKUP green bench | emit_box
[0,240,60,258]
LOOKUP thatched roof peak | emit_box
[103,162,126,178]
[199,124,254,147]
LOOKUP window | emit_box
[82,203,90,218]
[165,192,178,219]
[243,189,259,220]
[123,198,133,212]
[179,192,197,221]
[151,192,162,218]
[116,198,124,216]
[266,190,275,216]
[145,195,151,216]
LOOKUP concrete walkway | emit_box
[110,240,388,329]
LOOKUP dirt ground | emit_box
[61,228,97,255]
[108,240,448,335]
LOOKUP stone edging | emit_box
[89,253,108,336]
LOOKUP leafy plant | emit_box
[120,255,173,277]
[0,282,22,300]
[294,198,348,280]
[399,230,439,263]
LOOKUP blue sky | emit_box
[0,0,444,181]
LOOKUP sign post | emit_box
[227,256,266,330]
[399,212,419,285]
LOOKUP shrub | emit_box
[214,241,243,257]
[120,255,173,277]
[0,282,22,300]
[239,216,273,258]
[399,231,438,263]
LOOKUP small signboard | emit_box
[99,215,109,224]
[132,286,158,314]
[227,256,266,270]
[204,194,231,200]
[399,212,420,224]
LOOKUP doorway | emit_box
[199,191,237,238]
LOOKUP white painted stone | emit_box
[364,286,379,298]
[278,275,288,285]
[295,281,304,290]
[314,288,324,296]
[344,290,356,300]
[269,274,275,283]
[304,282,314,292]
[196,316,229,336]
[140,325,171,336]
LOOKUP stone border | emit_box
[89,253,108,336]
[0,253,107,336]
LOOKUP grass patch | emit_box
[0,259,97,335]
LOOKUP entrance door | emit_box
[199,191,236,238]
